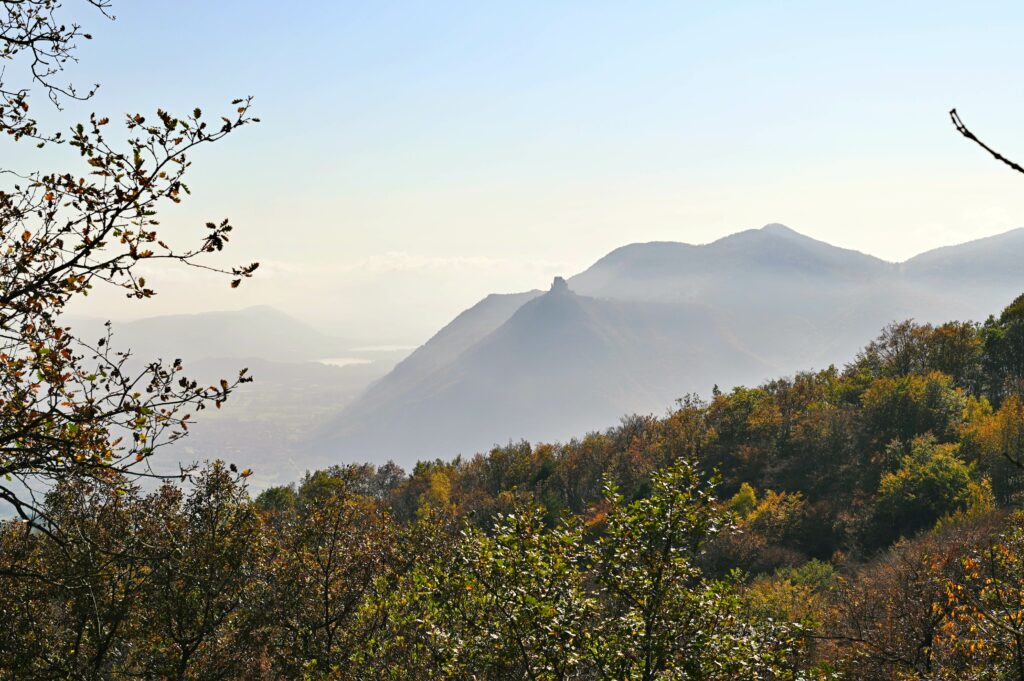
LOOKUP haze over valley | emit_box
[90,223,1024,479]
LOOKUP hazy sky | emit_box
[34,1,1024,341]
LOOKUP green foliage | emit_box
[776,558,837,593]
[860,371,966,454]
[255,484,298,515]
[743,560,836,631]
[590,460,806,680]
[728,482,758,518]
[404,458,810,680]
[872,435,988,546]
[983,292,1024,401]
[430,508,594,679]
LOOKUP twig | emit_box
[950,108,1024,175]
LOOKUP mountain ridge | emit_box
[318,223,1024,467]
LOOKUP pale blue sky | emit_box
[45,1,1024,339]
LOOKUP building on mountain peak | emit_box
[550,276,569,293]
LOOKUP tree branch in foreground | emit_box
[950,108,1024,176]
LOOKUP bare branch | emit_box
[950,108,1024,176]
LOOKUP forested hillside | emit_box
[5,1,1024,679]
[5,293,1024,679]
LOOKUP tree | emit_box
[0,0,258,525]
[134,464,267,680]
[349,507,462,680]
[0,463,265,680]
[943,512,1024,680]
[0,472,158,678]
[983,293,1024,404]
[853,320,934,379]
[960,394,1024,503]
[261,476,398,679]
[429,507,595,680]
[851,320,985,394]
[590,458,805,680]
[871,435,990,547]
[819,521,991,681]
[859,371,966,458]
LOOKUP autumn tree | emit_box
[133,463,267,680]
[0,0,258,524]
[0,462,269,680]
[260,473,399,680]
[943,512,1024,680]
[821,529,964,680]
[960,394,1024,503]
[0,472,158,678]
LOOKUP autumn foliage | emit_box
[4,3,1024,679]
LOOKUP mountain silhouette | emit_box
[316,224,1024,467]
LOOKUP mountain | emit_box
[901,228,1024,289]
[69,305,355,363]
[65,306,409,485]
[318,224,1024,468]
[569,223,903,369]
[320,280,769,464]
[569,223,891,303]
[356,290,544,411]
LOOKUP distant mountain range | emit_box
[317,224,1024,467]
[67,306,406,486]
[69,305,357,363]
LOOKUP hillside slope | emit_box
[321,224,1024,467]
[322,280,769,463]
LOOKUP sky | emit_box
[18,1,1024,342]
